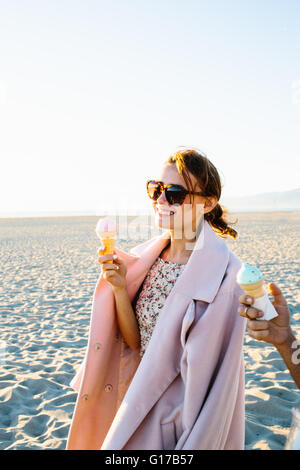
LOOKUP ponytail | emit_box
[204,203,238,240]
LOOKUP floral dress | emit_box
[134,256,186,358]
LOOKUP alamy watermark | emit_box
[292,339,300,365]
[96,203,206,252]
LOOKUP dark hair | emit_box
[164,147,238,239]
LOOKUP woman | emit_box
[67,148,246,450]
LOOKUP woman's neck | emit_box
[160,231,196,265]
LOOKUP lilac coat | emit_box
[66,219,246,450]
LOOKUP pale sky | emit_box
[0,0,299,216]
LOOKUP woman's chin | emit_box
[154,212,174,230]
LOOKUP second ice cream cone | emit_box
[239,279,266,298]
[237,263,278,321]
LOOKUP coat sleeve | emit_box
[175,289,246,450]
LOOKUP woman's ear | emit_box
[203,196,218,214]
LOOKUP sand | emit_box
[0,212,299,450]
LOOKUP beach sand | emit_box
[0,212,299,450]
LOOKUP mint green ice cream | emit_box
[236,263,264,285]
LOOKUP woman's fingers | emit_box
[111,255,122,265]
[99,262,119,270]
[104,269,118,276]
[97,250,122,264]
[98,253,117,263]
[97,246,117,256]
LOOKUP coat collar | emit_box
[128,218,230,303]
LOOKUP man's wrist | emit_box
[275,327,296,352]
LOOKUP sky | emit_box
[0,0,300,216]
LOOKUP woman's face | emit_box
[152,164,206,240]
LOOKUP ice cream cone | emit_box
[239,279,266,298]
[237,263,266,298]
[95,218,118,265]
[236,263,278,321]
[99,232,116,262]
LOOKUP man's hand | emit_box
[238,282,292,347]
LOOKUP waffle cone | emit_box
[99,232,116,263]
[99,230,117,239]
[239,279,265,298]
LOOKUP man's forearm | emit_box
[276,329,300,389]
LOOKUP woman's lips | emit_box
[156,206,176,216]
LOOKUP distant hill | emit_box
[221,187,300,212]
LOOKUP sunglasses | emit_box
[146,180,203,206]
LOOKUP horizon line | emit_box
[1,208,300,220]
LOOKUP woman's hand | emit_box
[98,247,127,291]
[238,282,292,347]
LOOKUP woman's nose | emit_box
[156,190,168,204]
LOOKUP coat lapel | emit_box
[101,219,230,450]
[173,218,230,302]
